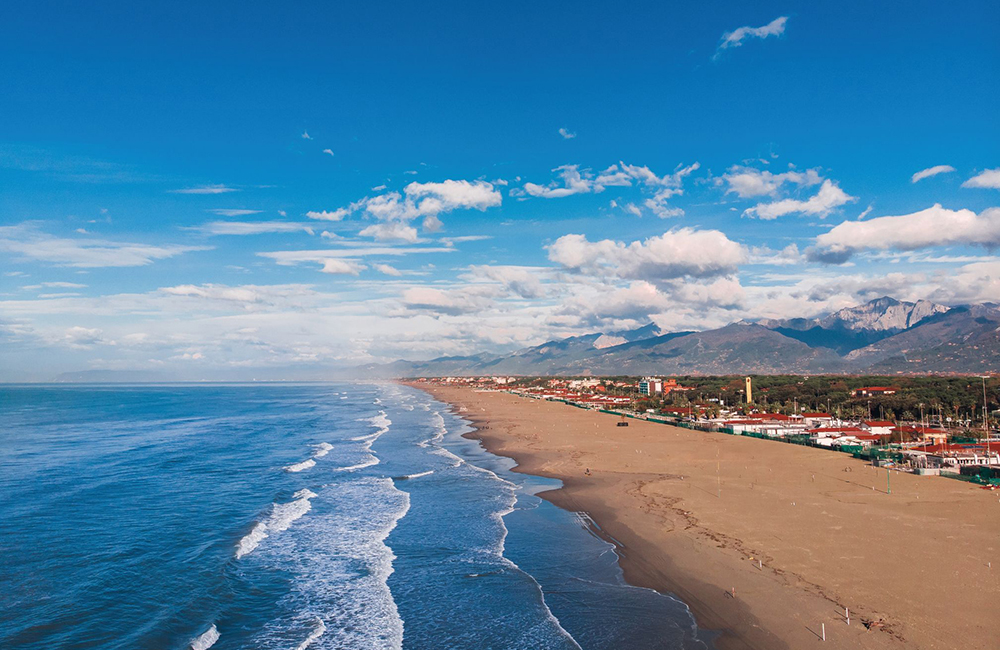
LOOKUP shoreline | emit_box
[413,383,1000,650]
[450,399,760,650]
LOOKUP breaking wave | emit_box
[284,459,316,473]
[190,624,220,650]
[235,489,318,559]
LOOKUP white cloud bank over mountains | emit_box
[3,153,999,377]
[811,205,1000,263]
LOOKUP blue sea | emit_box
[0,383,712,649]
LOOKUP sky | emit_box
[1,1,998,380]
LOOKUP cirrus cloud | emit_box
[911,165,956,183]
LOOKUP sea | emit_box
[0,382,713,650]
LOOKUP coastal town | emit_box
[413,374,1000,485]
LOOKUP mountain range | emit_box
[365,297,1000,377]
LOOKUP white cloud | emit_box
[468,265,547,299]
[718,165,822,198]
[63,326,113,348]
[0,224,210,268]
[962,168,1000,189]
[524,165,594,198]
[301,130,313,140]
[323,180,502,238]
[441,235,492,246]
[258,245,452,273]
[322,149,334,156]
[405,179,502,214]
[161,284,318,307]
[207,208,262,217]
[198,221,312,236]
[522,162,699,210]
[307,209,351,221]
[911,165,956,183]
[810,204,1000,263]
[171,185,239,194]
[375,264,403,276]
[548,228,746,280]
[715,16,788,58]
[319,259,364,275]
[359,222,421,243]
[743,180,855,219]
[558,127,577,139]
[23,281,88,290]
[400,286,495,316]
[747,244,805,266]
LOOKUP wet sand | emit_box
[416,384,1000,650]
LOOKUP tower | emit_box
[745,376,753,404]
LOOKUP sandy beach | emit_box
[416,384,1000,650]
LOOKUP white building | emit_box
[639,377,663,396]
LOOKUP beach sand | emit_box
[416,384,1000,650]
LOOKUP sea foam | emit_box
[284,459,316,473]
[235,489,318,559]
[250,478,409,650]
[190,624,220,650]
[312,442,334,458]
[294,617,326,650]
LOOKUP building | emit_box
[639,377,663,396]
[861,420,895,436]
[801,412,834,427]
[745,376,753,403]
[850,386,897,397]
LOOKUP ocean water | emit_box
[0,383,712,649]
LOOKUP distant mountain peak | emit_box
[823,296,948,332]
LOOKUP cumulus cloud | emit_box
[375,264,403,276]
[319,259,364,275]
[911,165,956,183]
[171,185,239,194]
[0,224,210,268]
[558,127,577,139]
[715,16,788,58]
[718,165,822,198]
[359,222,421,243]
[809,204,1000,263]
[320,180,502,238]
[548,228,746,280]
[63,326,113,348]
[743,180,855,219]
[962,168,1000,189]
[523,165,595,198]
[307,209,351,221]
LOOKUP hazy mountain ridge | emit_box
[380,297,1000,377]
[47,299,1000,381]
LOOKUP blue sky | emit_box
[1,1,998,380]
